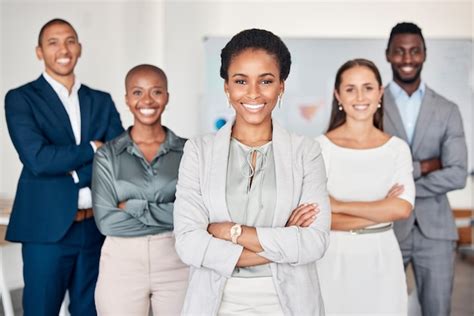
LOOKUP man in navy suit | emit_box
[5,18,123,315]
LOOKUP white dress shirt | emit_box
[43,72,94,209]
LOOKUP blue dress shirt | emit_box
[388,81,426,144]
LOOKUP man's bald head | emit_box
[125,64,168,92]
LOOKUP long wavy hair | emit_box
[327,58,384,132]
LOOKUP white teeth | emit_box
[57,58,71,65]
[139,108,157,116]
[353,104,369,111]
[401,66,414,73]
[243,103,264,111]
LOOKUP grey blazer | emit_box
[383,86,468,241]
[173,119,331,315]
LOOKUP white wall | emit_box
[0,0,472,206]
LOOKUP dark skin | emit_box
[117,67,169,209]
[207,49,320,267]
[386,33,441,175]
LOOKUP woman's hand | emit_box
[207,222,234,241]
[117,201,127,210]
[386,183,404,198]
[286,203,319,227]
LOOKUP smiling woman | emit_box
[224,49,283,129]
[173,29,331,315]
[316,59,415,315]
[92,64,189,315]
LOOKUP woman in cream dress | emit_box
[317,59,415,316]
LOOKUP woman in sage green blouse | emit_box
[92,64,188,316]
[173,29,331,316]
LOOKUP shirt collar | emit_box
[42,71,81,97]
[115,126,184,156]
[389,80,426,99]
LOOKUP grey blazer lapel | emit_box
[209,119,233,222]
[271,121,293,227]
[411,87,436,154]
[384,88,409,142]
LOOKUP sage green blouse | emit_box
[92,127,186,237]
[226,138,276,277]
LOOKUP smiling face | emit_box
[125,69,169,127]
[36,22,81,82]
[386,33,426,87]
[335,65,383,125]
[224,48,284,127]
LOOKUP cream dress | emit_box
[316,135,415,316]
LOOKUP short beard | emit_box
[392,65,423,85]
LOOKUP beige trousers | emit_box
[95,232,189,316]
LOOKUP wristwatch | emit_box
[230,224,242,244]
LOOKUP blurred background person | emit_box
[317,58,414,315]
[384,22,468,316]
[4,18,123,316]
[92,64,188,316]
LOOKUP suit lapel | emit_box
[79,86,91,142]
[209,119,233,222]
[411,87,436,154]
[384,88,409,142]
[271,121,293,227]
[33,76,76,142]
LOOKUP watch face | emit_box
[231,224,242,236]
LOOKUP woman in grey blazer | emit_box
[173,29,331,315]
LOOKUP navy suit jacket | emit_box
[5,75,124,243]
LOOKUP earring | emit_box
[377,103,381,108]
[278,94,283,109]
[226,93,231,108]
[338,104,343,111]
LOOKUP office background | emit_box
[0,0,472,313]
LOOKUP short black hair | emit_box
[125,64,168,91]
[220,28,291,81]
[38,18,78,46]
[387,22,426,51]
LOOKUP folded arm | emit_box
[331,213,378,231]
[207,203,318,267]
[173,140,243,277]
[330,139,415,224]
[92,148,169,237]
[413,106,468,197]
[331,196,412,222]
[253,141,331,265]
